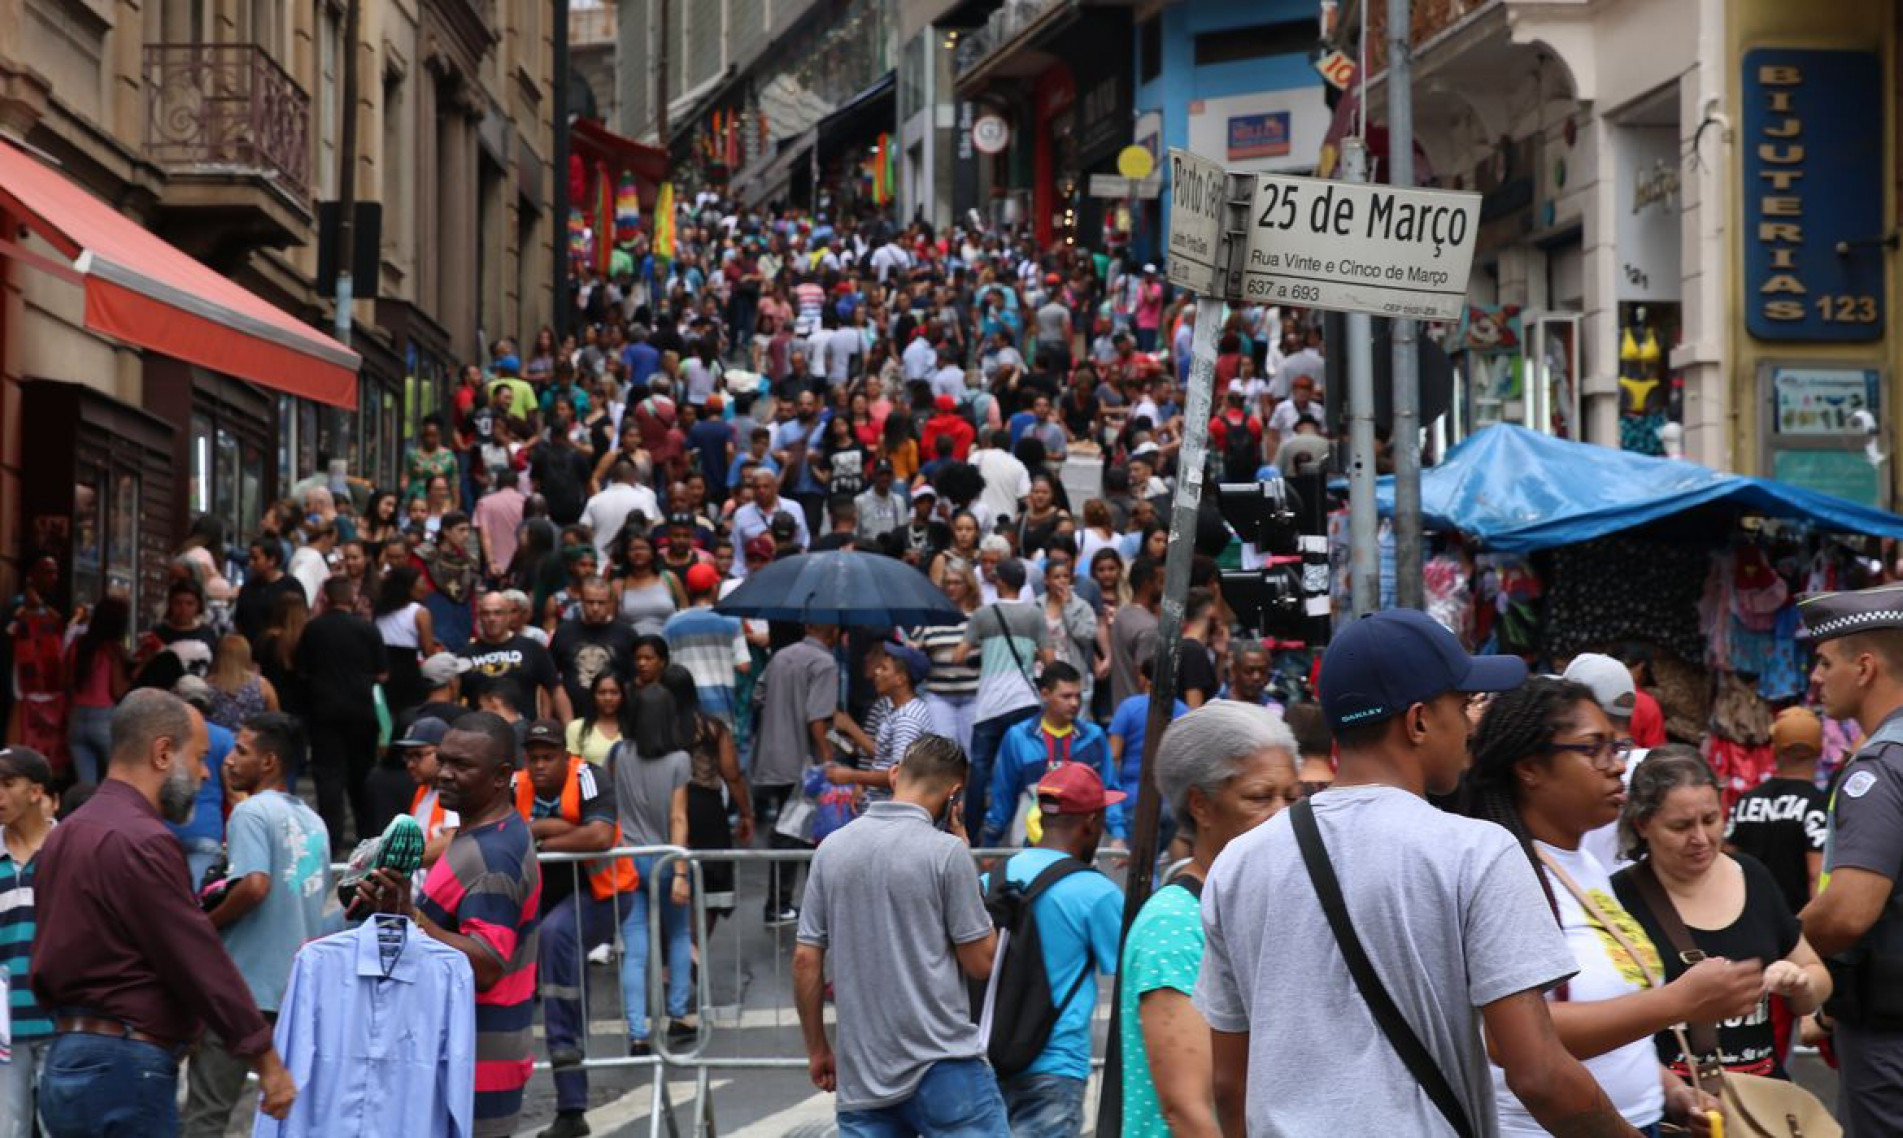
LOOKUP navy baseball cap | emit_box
[1319,609,1527,730]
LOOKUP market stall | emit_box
[1362,425,1903,795]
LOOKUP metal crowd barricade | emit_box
[341,841,1142,1137]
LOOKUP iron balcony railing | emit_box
[145,43,312,201]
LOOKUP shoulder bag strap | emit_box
[1535,848,1708,1100]
[1626,860,1722,1063]
[1291,799,1476,1138]
[996,606,1040,697]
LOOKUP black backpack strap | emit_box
[1019,855,1090,905]
[1171,874,1204,902]
[1290,799,1476,1138]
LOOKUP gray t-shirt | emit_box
[963,600,1047,723]
[1109,604,1159,707]
[222,789,332,1012]
[613,745,692,846]
[796,801,991,1109]
[1194,785,1575,1136]
[753,638,839,787]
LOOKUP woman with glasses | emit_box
[1467,678,1754,1137]
[1610,748,1830,1081]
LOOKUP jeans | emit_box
[1001,1073,1086,1138]
[967,706,1038,838]
[542,888,621,1110]
[0,1037,48,1138]
[922,693,976,758]
[66,706,113,785]
[621,855,692,1042]
[182,1022,272,1138]
[837,1057,1012,1137]
[38,1032,179,1138]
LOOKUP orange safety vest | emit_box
[511,756,640,900]
[409,784,454,840]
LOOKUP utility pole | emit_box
[654,0,670,144]
[1388,0,1423,608]
[552,0,571,341]
[1343,137,1380,616]
[330,0,362,461]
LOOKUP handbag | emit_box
[1538,850,1840,1138]
[1291,799,1476,1137]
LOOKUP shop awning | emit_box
[1375,424,1903,551]
[571,117,670,191]
[0,140,359,408]
[816,73,896,156]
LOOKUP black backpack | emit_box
[1220,411,1259,480]
[969,855,1096,1079]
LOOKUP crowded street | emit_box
[2,0,1902,1136]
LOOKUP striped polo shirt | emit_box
[0,829,49,1042]
[418,811,540,1136]
[662,605,747,725]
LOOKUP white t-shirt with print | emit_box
[1493,841,1666,1134]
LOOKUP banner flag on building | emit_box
[615,172,641,244]
[596,162,615,275]
[654,182,676,261]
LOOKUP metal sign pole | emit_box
[1099,168,1247,1134]
[1342,137,1381,616]
[1388,0,1424,609]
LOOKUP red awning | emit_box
[571,117,670,196]
[0,140,359,409]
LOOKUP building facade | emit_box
[0,0,555,615]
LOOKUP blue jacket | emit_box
[983,716,1124,846]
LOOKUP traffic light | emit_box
[1216,473,1332,646]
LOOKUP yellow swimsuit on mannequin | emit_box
[1617,328,1661,414]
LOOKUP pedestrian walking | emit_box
[31,689,296,1135]
[793,734,1009,1135]
[0,747,56,1138]
[1194,610,1639,1135]
[751,621,839,924]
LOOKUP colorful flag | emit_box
[654,181,676,261]
[615,172,641,244]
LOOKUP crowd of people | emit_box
[0,193,1893,1138]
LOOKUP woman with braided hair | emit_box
[1468,678,1752,1136]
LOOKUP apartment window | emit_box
[1192,19,1318,66]
[1138,16,1162,84]
[317,3,341,198]
[382,71,407,264]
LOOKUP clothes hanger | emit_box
[371,912,410,980]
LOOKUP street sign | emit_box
[1314,49,1356,90]
[1117,145,1155,180]
[1166,148,1228,297]
[1240,174,1481,320]
[1088,173,1161,199]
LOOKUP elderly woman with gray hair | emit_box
[1117,700,1301,1137]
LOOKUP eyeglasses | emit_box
[1548,738,1634,771]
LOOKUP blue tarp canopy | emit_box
[1375,424,1903,552]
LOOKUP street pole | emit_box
[330,0,361,464]
[1388,0,1423,609]
[1098,171,1247,1133]
[552,0,571,341]
[1343,137,1380,616]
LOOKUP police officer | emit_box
[1798,583,1903,1134]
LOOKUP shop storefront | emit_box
[0,139,359,617]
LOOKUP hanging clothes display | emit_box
[1543,537,1709,661]
[256,915,476,1138]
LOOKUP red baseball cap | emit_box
[1036,764,1127,815]
[935,393,957,412]
[685,562,720,595]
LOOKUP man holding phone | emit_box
[792,735,1010,1134]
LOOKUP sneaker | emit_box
[628,1038,652,1058]
[548,1044,584,1070]
[667,1017,699,1044]
[763,905,800,926]
[538,1111,591,1138]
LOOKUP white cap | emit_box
[1562,653,1635,720]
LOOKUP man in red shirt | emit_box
[1209,390,1265,481]
[921,395,976,462]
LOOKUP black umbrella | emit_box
[715,551,961,627]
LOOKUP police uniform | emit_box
[1799,584,1903,1134]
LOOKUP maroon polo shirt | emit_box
[31,779,271,1056]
